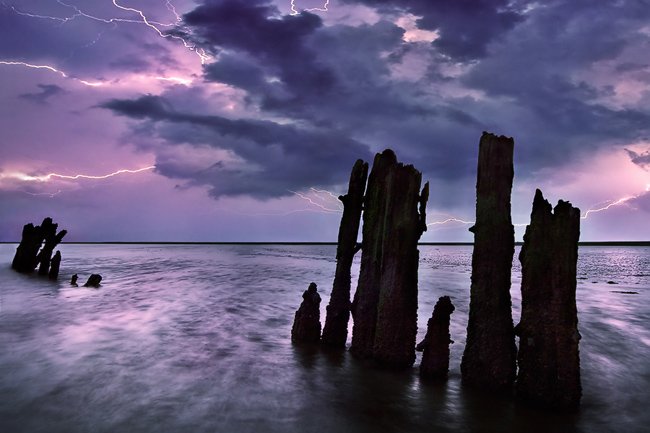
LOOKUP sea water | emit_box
[0,244,648,433]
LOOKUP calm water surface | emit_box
[0,244,648,432]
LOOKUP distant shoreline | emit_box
[1,241,649,246]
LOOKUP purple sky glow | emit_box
[1,0,649,242]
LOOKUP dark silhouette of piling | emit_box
[419,296,455,381]
[84,274,103,288]
[322,159,369,348]
[291,282,322,344]
[48,251,61,280]
[12,218,67,275]
[37,219,67,276]
[461,132,517,392]
[516,189,582,410]
[350,149,428,369]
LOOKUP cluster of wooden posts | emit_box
[292,132,582,411]
[11,217,66,280]
[11,218,103,287]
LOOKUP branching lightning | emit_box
[427,217,473,226]
[0,165,155,183]
[290,0,330,15]
[5,0,176,26]
[309,188,344,210]
[581,193,640,220]
[289,190,341,213]
[110,0,210,63]
[3,0,210,66]
[165,0,182,23]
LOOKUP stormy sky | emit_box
[1,0,649,241]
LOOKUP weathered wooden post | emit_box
[350,149,428,368]
[291,282,322,345]
[516,189,581,410]
[419,296,455,381]
[461,132,517,392]
[322,159,368,348]
[48,251,62,280]
[37,218,67,276]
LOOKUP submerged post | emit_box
[37,219,67,276]
[419,296,455,381]
[291,282,322,345]
[350,149,428,368]
[516,189,581,410]
[461,132,517,392]
[48,251,61,280]
[322,159,369,348]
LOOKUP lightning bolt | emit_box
[290,0,330,15]
[110,0,210,64]
[427,217,473,226]
[165,0,182,23]
[289,190,341,213]
[4,0,209,64]
[0,165,156,183]
[309,187,344,210]
[0,60,105,86]
[581,195,637,219]
[0,60,193,88]
[20,189,63,198]
[5,0,174,26]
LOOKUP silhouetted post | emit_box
[291,282,322,344]
[322,159,369,348]
[11,223,43,273]
[419,296,455,381]
[461,132,517,392]
[84,274,103,288]
[37,218,67,276]
[12,218,67,275]
[516,189,581,410]
[48,251,61,280]
[351,149,429,368]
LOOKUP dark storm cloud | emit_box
[183,0,334,98]
[102,0,650,203]
[341,0,529,60]
[458,0,650,170]
[19,83,65,104]
[100,94,373,198]
[625,149,650,171]
[176,1,483,183]
[184,0,440,126]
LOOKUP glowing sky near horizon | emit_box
[1,0,649,242]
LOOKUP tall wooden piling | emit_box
[461,132,517,391]
[322,159,368,348]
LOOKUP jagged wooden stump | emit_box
[419,296,455,381]
[350,149,428,369]
[516,189,581,410]
[291,282,322,344]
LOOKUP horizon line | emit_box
[1,241,649,246]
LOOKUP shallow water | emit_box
[0,244,648,432]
